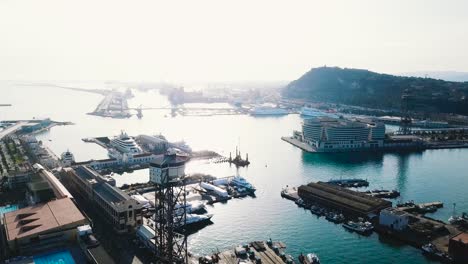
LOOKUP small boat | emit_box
[327,178,369,188]
[295,198,306,208]
[342,220,373,235]
[175,214,213,228]
[299,253,320,264]
[325,212,345,223]
[310,205,322,215]
[397,200,415,207]
[421,243,452,262]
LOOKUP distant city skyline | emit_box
[1,0,468,82]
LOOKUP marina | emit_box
[2,86,468,263]
[194,240,312,264]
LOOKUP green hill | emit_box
[282,67,468,115]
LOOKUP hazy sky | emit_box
[1,0,468,82]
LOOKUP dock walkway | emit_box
[281,137,315,152]
[195,241,288,264]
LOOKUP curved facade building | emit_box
[301,117,386,152]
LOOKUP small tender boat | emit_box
[342,220,373,235]
[299,253,320,264]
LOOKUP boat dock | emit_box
[281,137,316,152]
[327,178,369,188]
[280,186,300,201]
[195,240,292,264]
[398,201,444,213]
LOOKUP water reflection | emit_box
[302,152,384,167]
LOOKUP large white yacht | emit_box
[110,131,142,154]
[250,106,289,116]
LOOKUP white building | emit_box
[149,151,189,185]
[62,166,143,233]
[301,117,386,152]
[379,207,410,231]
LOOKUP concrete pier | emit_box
[281,137,316,152]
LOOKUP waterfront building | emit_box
[298,182,391,216]
[379,208,410,231]
[300,117,385,152]
[149,150,189,184]
[2,197,86,254]
[137,134,169,154]
[449,232,468,264]
[62,166,143,233]
[73,152,158,171]
[9,163,73,204]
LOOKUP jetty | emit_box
[280,186,300,201]
[196,240,294,264]
[327,178,369,188]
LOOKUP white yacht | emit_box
[250,106,289,116]
[300,106,338,118]
[230,176,256,192]
[110,131,142,154]
[175,214,213,228]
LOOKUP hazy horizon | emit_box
[1,0,468,82]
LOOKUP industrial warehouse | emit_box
[298,182,392,216]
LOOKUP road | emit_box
[0,122,27,140]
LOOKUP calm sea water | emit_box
[2,83,466,263]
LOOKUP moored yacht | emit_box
[230,176,256,192]
[250,106,289,116]
[342,220,373,235]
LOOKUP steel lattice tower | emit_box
[151,152,189,264]
[399,89,413,135]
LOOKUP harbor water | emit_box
[2,83,467,263]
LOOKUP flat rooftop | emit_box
[75,166,98,181]
[4,197,86,241]
[451,232,468,244]
[150,154,189,168]
[298,182,391,214]
[94,183,130,204]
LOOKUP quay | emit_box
[281,136,316,152]
[195,240,296,264]
[398,201,444,214]
[298,182,391,216]
[280,186,300,201]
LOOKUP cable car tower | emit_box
[150,150,190,264]
[399,89,413,135]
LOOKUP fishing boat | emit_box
[421,243,452,262]
[342,220,373,235]
[325,212,345,223]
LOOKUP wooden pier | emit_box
[195,241,290,264]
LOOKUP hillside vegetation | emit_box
[282,67,468,115]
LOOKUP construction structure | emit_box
[399,88,413,135]
[149,150,190,264]
[298,182,392,216]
